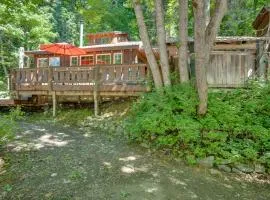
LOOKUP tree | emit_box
[155,0,171,86]
[193,0,227,115]
[178,0,189,83]
[133,0,163,88]
[0,1,56,76]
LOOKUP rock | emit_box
[217,165,231,173]
[198,156,215,168]
[232,168,242,174]
[254,164,266,174]
[219,159,232,165]
[235,163,254,173]
[210,169,222,176]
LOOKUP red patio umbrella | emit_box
[40,43,86,56]
[40,43,86,66]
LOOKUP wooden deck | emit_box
[8,64,149,116]
[10,64,149,96]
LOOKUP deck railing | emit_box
[10,64,149,93]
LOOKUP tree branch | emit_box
[205,0,228,50]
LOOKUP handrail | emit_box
[10,64,149,92]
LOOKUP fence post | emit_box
[94,65,100,117]
[48,67,57,117]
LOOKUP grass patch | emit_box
[27,107,92,127]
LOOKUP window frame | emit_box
[37,57,49,68]
[96,53,111,65]
[80,55,94,66]
[113,53,123,65]
[70,56,79,66]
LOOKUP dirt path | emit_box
[0,121,269,200]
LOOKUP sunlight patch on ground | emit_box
[121,165,135,174]
[103,162,112,168]
[56,132,69,137]
[119,156,137,162]
[121,164,149,174]
[134,165,149,173]
[168,176,187,186]
[7,133,72,152]
[38,134,69,147]
[145,187,158,193]
[32,126,46,132]
[22,130,34,135]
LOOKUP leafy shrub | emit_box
[0,106,24,145]
[125,83,270,169]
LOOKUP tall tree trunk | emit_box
[193,0,207,115]
[133,0,163,88]
[155,0,171,86]
[193,0,227,115]
[178,0,189,83]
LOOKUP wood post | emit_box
[48,67,56,117]
[52,91,56,117]
[94,65,100,117]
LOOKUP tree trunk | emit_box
[178,0,189,83]
[193,0,207,115]
[133,0,163,88]
[155,0,171,86]
[193,0,227,115]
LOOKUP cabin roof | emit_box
[25,41,142,56]
[25,50,50,55]
[253,6,270,29]
[166,36,267,44]
[87,31,128,39]
[81,41,142,49]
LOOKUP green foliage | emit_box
[0,106,24,145]
[125,83,270,169]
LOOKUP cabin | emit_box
[25,31,143,68]
[8,32,149,116]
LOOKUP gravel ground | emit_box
[0,121,269,200]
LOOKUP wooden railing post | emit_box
[94,65,100,117]
[48,67,57,117]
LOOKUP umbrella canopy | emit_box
[40,43,86,56]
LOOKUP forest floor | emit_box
[0,118,270,200]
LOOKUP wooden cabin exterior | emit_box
[167,36,269,88]
[25,31,143,68]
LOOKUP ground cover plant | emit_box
[125,83,270,170]
[0,107,24,146]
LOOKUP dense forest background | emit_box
[0,0,268,76]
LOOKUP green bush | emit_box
[124,83,270,168]
[0,106,24,145]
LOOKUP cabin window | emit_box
[37,58,49,68]
[49,57,60,67]
[96,54,111,64]
[80,55,94,66]
[113,53,123,64]
[95,38,110,45]
[70,56,78,66]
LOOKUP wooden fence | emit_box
[171,51,256,88]
[206,51,255,87]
